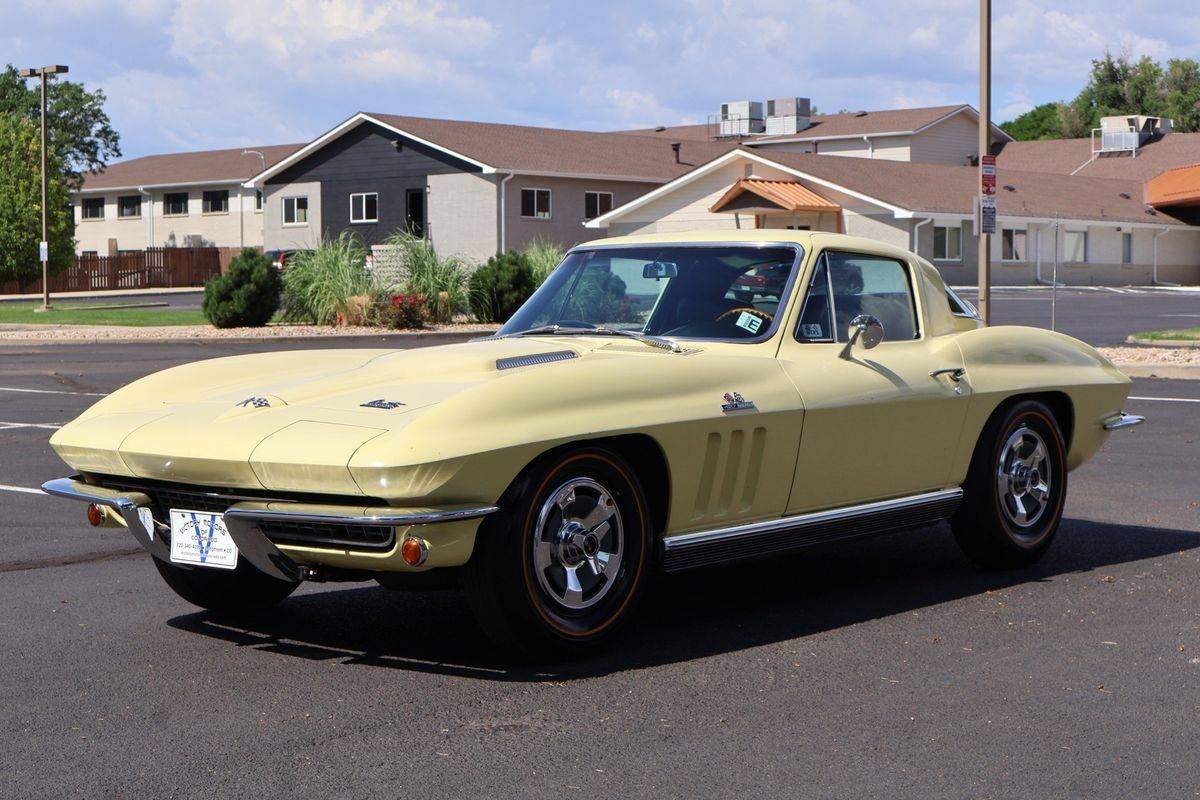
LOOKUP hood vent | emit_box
[496,350,577,371]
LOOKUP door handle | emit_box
[930,367,966,382]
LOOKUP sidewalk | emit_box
[0,286,203,302]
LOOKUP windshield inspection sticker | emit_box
[735,311,763,334]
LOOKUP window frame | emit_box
[349,192,379,224]
[117,194,142,219]
[1063,230,1088,264]
[163,192,189,217]
[794,249,923,344]
[282,195,309,227]
[255,190,263,213]
[521,187,553,220]
[584,190,613,221]
[932,224,962,262]
[80,197,105,220]
[1001,227,1027,263]
[1121,231,1132,264]
[202,189,230,215]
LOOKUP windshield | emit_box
[498,245,800,340]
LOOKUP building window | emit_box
[255,190,263,212]
[1001,228,1026,261]
[584,191,613,221]
[117,195,142,218]
[163,192,188,216]
[521,188,551,219]
[350,192,378,223]
[81,197,105,220]
[933,224,961,261]
[283,196,308,225]
[1121,232,1132,264]
[1064,230,1087,263]
[202,190,229,214]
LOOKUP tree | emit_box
[1161,58,1200,133]
[1000,102,1062,140]
[0,115,74,291]
[0,65,121,189]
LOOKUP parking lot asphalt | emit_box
[2,336,1198,799]
[952,285,1200,346]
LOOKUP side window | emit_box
[826,252,919,341]
[795,256,833,342]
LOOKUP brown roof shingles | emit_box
[80,143,304,191]
[619,105,969,142]
[367,113,737,180]
[998,132,1200,181]
[759,151,1186,226]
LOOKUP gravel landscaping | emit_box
[1099,346,1200,365]
[0,321,500,342]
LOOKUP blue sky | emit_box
[3,0,1196,160]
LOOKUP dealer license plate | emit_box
[169,509,239,570]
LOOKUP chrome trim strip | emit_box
[661,488,963,572]
[1103,412,1145,431]
[42,477,169,560]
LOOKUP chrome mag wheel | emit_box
[531,477,624,611]
[996,425,1053,534]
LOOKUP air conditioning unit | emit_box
[719,100,764,136]
[765,97,812,136]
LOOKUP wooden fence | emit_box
[1,247,223,295]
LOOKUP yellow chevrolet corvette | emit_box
[44,230,1142,654]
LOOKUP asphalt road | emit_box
[1,338,1198,799]
[952,285,1200,346]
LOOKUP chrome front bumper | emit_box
[42,477,498,582]
[1103,412,1146,431]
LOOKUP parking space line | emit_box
[1128,396,1200,404]
[0,421,62,430]
[0,483,43,495]
[0,386,107,397]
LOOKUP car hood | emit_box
[49,336,689,494]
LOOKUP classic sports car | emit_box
[45,230,1143,654]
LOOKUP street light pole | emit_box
[18,64,69,313]
[977,0,991,326]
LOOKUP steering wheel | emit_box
[715,307,774,325]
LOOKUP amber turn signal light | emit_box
[86,503,104,527]
[400,536,428,567]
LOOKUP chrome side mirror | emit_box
[839,314,884,359]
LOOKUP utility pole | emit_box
[18,65,69,313]
[977,0,992,325]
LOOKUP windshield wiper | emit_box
[491,324,681,352]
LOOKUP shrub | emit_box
[523,237,566,286]
[380,231,470,323]
[469,250,538,323]
[369,291,428,329]
[280,232,371,325]
[201,248,280,328]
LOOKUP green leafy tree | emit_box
[0,115,73,291]
[0,65,121,189]
[1161,58,1200,133]
[1000,102,1062,140]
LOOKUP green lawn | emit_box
[0,301,208,327]
[1131,327,1200,342]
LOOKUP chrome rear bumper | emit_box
[42,477,498,582]
[1103,412,1145,431]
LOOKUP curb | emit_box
[1111,362,1200,380]
[0,329,490,348]
[1125,335,1200,348]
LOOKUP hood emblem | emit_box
[721,392,756,413]
[237,396,271,409]
[361,399,405,410]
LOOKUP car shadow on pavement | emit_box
[168,517,1199,681]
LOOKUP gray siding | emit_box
[266,122,480,246]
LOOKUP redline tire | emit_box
[462,446,651,655]
[952,399,1067,569]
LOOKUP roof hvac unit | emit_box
[765,97,812,136]
[719,100,764,136]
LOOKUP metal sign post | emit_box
[977,0,992,325]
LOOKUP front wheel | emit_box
[153,556,299,613]
[951,399,1067,569]
[462,446,652,655]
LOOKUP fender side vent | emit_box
[496,350,577,370]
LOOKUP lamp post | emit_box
[18,64,68,313]
[977,1,991,325]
